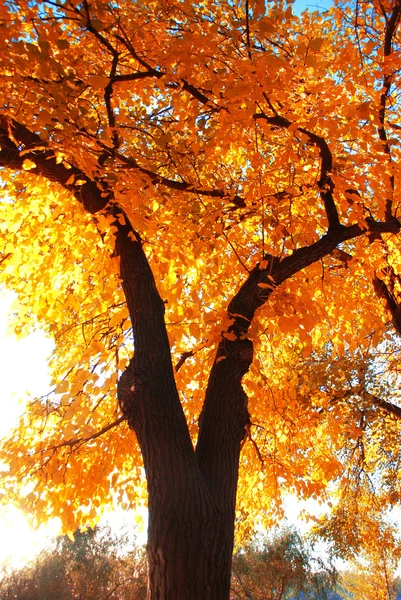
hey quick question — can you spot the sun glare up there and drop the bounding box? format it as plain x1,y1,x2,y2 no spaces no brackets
0,506,61,568
0,291,54,438
0,291,55,567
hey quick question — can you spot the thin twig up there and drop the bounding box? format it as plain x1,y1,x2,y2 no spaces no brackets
48,416,126,451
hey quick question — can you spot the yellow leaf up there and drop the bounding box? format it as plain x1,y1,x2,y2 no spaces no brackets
257,282,274,289
56,381,70,394
22,159,36,170
57,39,69,50
278,316,294,334
223,331,237,341
66,531,75,542
109,313,122,327
258,18,276,34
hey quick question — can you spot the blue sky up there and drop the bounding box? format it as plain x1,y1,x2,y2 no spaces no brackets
294,0,333,13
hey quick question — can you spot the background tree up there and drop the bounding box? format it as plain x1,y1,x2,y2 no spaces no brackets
230,527,338,600
1,0,401,597
338,542,401,600
0,526,147,600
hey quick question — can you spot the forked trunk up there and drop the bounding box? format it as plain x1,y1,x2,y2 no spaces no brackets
114,212,247,599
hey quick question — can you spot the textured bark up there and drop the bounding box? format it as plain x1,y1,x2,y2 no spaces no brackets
114,209,234,598
196,338,253,564
146,483,231,599
0,117,112,213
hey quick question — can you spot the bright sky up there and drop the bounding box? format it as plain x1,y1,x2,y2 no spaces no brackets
0,291,58,566
0,292,54,438
0,292,149,566
293,0,332,13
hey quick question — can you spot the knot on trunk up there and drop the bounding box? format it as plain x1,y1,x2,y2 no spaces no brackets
117,360,137,426
216,337,254,378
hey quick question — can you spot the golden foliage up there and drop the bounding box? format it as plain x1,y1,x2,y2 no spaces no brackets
0,0,400,549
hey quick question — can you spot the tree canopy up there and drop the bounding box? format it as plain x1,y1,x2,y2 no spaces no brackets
1,0,401,595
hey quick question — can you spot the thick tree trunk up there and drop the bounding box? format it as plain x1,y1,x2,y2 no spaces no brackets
114,210,240,599
146,477,232,599
0,119,248,599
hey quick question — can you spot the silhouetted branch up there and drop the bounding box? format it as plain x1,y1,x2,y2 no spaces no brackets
253,112,341,232
48,416,126,451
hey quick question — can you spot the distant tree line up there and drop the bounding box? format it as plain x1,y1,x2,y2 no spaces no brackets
0,525,147,600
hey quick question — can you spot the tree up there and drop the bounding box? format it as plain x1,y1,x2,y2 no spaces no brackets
231,527,337,600
338,539,401,600
0,526,148,600
285,341,401,555
1,0,401,597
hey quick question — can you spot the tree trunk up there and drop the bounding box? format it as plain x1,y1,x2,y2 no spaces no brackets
112,205,401,599
146,476,232,599
114,209,241,599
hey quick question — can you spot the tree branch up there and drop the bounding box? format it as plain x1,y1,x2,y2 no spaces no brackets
114,150,247,207
0,252,12,266
253,112,341,231
114,29,160,72
180,79,221,110
48,416,126,451
0,117,111,214
245,0,252,60
115,29,220,109
0,116,246,213
175,350,195,372
366,391,401,421
228,218,400,339
377,1,401,220
104,55,120,153
195,214,400,526
373,271,401,336
113,71,164,83
82,0,118,57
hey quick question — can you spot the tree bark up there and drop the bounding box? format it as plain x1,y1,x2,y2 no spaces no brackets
114,209,235,598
